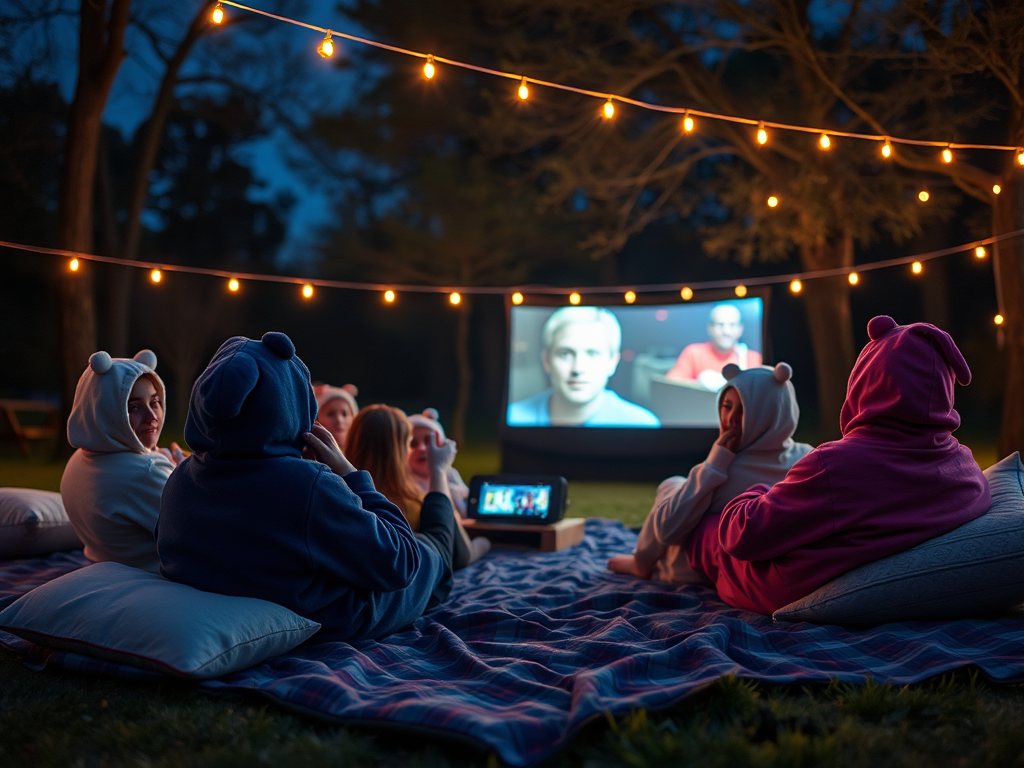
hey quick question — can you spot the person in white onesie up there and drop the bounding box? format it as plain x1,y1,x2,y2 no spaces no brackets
608,362,813,583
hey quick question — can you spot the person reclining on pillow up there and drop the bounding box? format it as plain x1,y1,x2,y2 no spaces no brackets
61,350,186,574
685,316,991,614
608,362,812,582
156,332,455,643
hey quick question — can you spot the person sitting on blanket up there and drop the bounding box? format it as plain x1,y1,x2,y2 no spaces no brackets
156,333,455,643
684,315,991,614
314,382,359,449
61,349,186,574
407,409,470,517
347,405,490,570
608,361,812,582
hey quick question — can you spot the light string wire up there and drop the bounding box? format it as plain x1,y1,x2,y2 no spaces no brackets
3,229,1022,296
220,0,1023,154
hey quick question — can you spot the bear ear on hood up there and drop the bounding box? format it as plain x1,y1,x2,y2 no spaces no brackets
867,315,898,340
89,351,113,374
722,363,742,381
910,324,972,386
133,349,157,370
195,353,260,420
261,332,295,359
773,362,793,382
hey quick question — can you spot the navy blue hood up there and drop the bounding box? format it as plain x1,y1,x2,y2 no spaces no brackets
184,332,317,459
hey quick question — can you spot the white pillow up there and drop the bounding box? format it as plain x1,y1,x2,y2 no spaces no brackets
0,561,320,678
773,452,1024,625
0,488,82,559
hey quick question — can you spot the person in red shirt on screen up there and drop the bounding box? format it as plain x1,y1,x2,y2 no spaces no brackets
666,304,762,390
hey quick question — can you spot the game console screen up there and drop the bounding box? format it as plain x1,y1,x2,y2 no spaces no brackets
478,483,551,518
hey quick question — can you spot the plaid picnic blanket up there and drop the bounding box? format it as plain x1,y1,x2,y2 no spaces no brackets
4,519,1024,766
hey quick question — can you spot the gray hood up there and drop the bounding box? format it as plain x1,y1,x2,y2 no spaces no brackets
718,362,800,453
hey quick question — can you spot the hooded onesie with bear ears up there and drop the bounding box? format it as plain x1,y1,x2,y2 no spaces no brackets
687,316,991,614
156,332,454,643
61,350,173,574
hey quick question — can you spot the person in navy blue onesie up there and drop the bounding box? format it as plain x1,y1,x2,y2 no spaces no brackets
156,332,455,643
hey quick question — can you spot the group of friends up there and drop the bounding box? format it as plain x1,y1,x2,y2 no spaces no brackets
57,314,991,642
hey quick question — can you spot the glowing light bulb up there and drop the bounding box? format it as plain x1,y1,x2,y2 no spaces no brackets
767,195,779,208
318,33,335,58
1017,149,1024,166
211,3,225,24
150,269,162,283
757,122,767,145
511,292,524,305
918,189,930,202
942,146,953,164
995,313,1005,325
881,140,892,158
69,258,80,272
424,56,435,79
384,289,396,303
449,292,461,305
911,261,923,275
518,78,529,100
994,184,1002,195
228,278,240,292
569,292,581,305
680,286,693,301
975,246,987,259
302,284,314,299
789,280,802,294
848,272,859,286
683,113,694,133
624,290,636,304
735,285,747,298
603,99,615,120
819,134,831,150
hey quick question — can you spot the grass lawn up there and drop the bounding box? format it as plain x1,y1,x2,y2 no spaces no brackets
2,445,1021,767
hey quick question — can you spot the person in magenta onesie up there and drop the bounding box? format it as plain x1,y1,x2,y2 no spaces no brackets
686,315,992,615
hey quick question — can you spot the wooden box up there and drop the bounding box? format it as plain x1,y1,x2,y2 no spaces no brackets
461,517,586,552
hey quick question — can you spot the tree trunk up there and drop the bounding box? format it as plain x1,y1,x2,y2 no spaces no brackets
993,161,1024,457
451,294,472,447
799,234,856,442
56,0,131,438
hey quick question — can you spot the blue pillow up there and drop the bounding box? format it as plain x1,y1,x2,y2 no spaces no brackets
0,562,319,678
773,452,1024,625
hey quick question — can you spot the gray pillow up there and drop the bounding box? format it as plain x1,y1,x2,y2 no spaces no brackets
773,452,1024,625
0,561,320,679
0,488,82,559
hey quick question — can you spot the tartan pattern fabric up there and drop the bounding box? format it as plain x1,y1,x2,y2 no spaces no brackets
3,520,1024,766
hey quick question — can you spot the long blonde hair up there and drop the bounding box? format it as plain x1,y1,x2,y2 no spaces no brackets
345,404,424,521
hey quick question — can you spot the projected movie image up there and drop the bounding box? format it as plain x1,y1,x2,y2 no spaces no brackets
506,299,764,428
479,483,551,518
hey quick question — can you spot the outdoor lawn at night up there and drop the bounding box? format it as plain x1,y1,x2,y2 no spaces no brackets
3,1,1024,767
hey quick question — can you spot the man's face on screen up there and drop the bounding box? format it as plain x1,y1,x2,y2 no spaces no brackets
543,322,620,405
708,305,744,352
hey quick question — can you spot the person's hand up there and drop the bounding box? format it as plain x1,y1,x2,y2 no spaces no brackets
303,422,357,476
716,427,741,453
156,442,188,466
697,369,728,391
426,432,457,476
607,555,649,578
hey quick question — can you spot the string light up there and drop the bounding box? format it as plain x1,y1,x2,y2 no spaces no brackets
603,99,615,120
423,55,435,79
302,283,314,299
819,134,831,150
911,261,923,274
211,3,225,24
757,122,767,145
682,112,695,133
318,31,335,58
881,139,892,158
918,189,930,202
624,290,636,304
995,313,1005,325
228,278,240,292
384,289,396,303
975,246,987,259
569,292,582,304
680,286,693,301
993,184,1002,195
518,77,529,100
735,285,747,297
1018,149,1024,166
789,279,802,294
511,291,524,305
449,291,461,305
767,195,779,208
150,269,162,283
848,271,859,285
942,146,953,164
68,258,79,272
